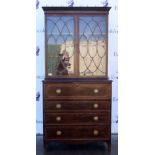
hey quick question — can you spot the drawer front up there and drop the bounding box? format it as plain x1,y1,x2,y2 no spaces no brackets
44,126,110,139
44,101,111,111
44,112,110,125
44,83,111,99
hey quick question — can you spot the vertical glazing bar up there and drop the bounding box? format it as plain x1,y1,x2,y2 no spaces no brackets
74,15,79,76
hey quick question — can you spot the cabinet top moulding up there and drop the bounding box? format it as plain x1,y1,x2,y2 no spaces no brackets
42,7,111,13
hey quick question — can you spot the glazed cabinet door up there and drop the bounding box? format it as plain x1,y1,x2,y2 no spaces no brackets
45,14,108,78
46,16,75,77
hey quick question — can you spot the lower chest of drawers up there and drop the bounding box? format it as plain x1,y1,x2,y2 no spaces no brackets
43,80,112,148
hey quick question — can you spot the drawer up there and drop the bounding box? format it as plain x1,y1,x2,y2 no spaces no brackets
44,100,111,111
44,83,111,99
44,125,110,140
44,112,110,125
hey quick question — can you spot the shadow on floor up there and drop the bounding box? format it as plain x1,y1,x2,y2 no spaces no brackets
36,135,118,155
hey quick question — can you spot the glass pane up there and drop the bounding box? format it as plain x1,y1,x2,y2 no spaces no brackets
79,16,107,76
47,16,74,76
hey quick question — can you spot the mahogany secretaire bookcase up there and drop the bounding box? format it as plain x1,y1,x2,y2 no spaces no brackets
42,7,112,150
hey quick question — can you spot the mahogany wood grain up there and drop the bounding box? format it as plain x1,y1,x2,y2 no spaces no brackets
44,125,110,139
44,83,111,99
44,112,110,125
44,100,111,111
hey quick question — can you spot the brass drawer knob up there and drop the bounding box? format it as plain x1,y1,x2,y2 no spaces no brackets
56,116,61,122
93,130,99,135
56,103,61,109
56,130,62,135
93,116,99,121
56,89,61,94
93,103,99,108
94,89,99,93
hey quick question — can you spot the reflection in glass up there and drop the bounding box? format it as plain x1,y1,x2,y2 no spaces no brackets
47,16,74,76
79,16,107,76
